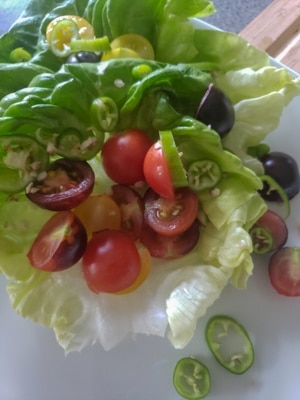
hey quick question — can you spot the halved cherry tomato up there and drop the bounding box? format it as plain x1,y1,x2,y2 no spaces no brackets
27,210,87,272
46,15,95,45
268,247,300,296
111,184,144,239
82,230,141,293
144,187,198,236
140,220,200,259
101,129,153,185
74,194,121,237
26,158,95,211
116,243,151,294
143,140,175,200
249,209,288,254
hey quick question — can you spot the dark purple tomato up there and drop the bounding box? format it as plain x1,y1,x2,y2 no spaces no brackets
111,184,144,239
27,210,87,271
196,83,235,137
249,209,288,254
268,247,300,296
259,151,300,201
140,219,200,259
26,158,95,211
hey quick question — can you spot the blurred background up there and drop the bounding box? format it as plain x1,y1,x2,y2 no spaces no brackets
0,0,274,34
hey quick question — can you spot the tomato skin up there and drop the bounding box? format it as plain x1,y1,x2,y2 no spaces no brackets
268,247,300,296
74,194,121,237
140,220,200,259
101,129,153,185
143,140,175,200
27,211,87,272
111,184,144,239
26,158,95,211
82,230,141,293
144,187,198,236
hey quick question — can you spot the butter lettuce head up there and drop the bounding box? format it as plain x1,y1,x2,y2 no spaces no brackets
0,0,300,354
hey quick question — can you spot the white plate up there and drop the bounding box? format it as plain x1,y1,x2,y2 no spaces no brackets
1,18,300,400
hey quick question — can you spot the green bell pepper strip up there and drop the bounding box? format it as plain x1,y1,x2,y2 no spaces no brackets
205,315,254,375
173,357,211,399
159,130,188,188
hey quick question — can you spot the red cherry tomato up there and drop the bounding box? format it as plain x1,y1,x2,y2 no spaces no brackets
101,129,153,185
144,187,198,236
27,210,87,271
268,247,300,296
140,220,200,259
250,209,288,254
143,140,175,200
26,158,95,211
111,184,144,239
82,230,141,293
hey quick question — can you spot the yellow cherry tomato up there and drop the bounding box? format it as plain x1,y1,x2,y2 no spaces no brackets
49,19,79,57
74,194,122,237
101,47,141,61
46,15,95,45
110,34,155,60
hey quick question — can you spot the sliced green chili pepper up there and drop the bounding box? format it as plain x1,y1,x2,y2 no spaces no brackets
70,36,111,53
173,357,211,399
91,96,119,132
205,315,254,375
9,47,32,63
159,130,188,187
187,159,221,191
0,135,49,193
249,225,273,254
259,174,290,219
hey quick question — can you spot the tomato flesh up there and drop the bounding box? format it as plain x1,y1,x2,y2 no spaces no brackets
268,247,300,296
26,158,95,211
144,187,198,236
82,230,141,293
111,184,144,239
27,210,87,272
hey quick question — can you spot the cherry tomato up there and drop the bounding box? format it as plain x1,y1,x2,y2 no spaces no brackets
268,247,300,296
116,243,151,294
27,210,87,272
249,209,288,254
143,140,175,200
144,187,198,236
101,48,140,61
74,194,121,237
46,15,95,45
111,184,144,239
110,34,155,60
140,220,200,259
101,129,153,185
82,230,141,293
26,158,95,211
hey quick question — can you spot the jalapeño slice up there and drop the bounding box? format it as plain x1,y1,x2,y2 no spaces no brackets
205,315,254,374
159,130,188,188
173,357,211,399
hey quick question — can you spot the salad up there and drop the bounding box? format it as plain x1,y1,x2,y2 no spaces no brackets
0,0,299,354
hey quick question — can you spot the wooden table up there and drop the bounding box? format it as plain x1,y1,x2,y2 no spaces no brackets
240,0,300,73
